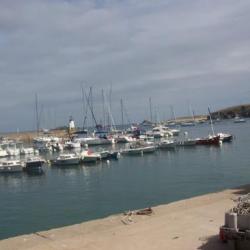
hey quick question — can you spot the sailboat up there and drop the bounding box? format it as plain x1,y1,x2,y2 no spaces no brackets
196,108,220,146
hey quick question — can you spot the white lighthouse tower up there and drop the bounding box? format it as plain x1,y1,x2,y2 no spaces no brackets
69,116,75,131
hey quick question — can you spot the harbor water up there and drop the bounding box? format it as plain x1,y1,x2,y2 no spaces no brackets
0,120,250,240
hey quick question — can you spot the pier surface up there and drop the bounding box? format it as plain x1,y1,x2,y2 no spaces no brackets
1,186,248,250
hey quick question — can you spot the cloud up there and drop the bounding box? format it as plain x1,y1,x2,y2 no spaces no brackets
0,0,250,131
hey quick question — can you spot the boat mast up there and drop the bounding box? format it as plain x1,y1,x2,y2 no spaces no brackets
83,89,90,129
149,97,153,123
120,98,124,128
86,87,98,128
81,85,85,130
208,107,215,136
35,93,39,136
107,84,113,130
90,86,94,128
101,89,106,129
192,110,196,123
170,105,177,123
103,92,116,131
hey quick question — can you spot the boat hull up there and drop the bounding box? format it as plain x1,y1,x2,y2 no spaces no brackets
196,136,220,145
25,160,45,174
100,151,120,160
176,140,197,146
218,133,233,142
81,156,100,163
54,158,80,166
0,160,24,173
159,141,176,149
142,146,156,153
0,165,23,173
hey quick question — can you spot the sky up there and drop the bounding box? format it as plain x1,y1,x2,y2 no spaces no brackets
0,0,250,132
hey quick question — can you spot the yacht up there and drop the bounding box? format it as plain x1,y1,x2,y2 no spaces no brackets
6,143,20,156
0,147,8,158
64,140,81,150
0,160,24,173
99,150,120,160
146,125,173,138
80,150,101,163
217,133,233,142
53,153,80,166
25,157,46,174
234,116,246,123
121,142,156,155
169,129,180,136
158,140,176,149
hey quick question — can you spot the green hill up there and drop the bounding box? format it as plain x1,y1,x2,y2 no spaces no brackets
211,104,250,119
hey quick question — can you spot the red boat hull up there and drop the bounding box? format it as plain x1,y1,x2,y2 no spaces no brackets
196,135,220,145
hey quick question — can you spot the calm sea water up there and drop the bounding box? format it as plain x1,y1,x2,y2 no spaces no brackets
1,120,250,240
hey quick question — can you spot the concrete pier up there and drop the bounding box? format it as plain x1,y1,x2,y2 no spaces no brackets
1,185,248,250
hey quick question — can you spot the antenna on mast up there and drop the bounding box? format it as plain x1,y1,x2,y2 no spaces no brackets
81,85,85,130
101,89,106,129
35,93,39,135
149,97,153,123
120,98,124,127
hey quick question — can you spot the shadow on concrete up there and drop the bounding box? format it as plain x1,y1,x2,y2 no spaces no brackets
198,235,233,250
198,185,250,250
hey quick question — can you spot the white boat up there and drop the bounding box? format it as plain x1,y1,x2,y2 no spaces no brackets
20,147,38,155
121,144,156,155
180,122,195,127
53,153,80,166
6,145,20,156
33,136,61,152
80,150,101,163
147,125,173,138
234,117,246,123
33,136,61,143
114,135,136,143
64,140,81,150
217,133,233,142
0,147,8,158
138,134,152,140
98,150,120,160
169,129,180,136
158,140,176,149
120,147,143,155
7,149,19,156
0,160,24,173
142,145,157,154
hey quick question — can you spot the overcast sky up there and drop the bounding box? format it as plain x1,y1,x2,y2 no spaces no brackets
1,0,250,132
